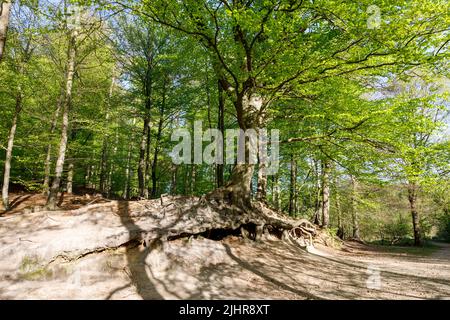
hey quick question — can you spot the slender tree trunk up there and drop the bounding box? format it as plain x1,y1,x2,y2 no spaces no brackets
313,159,322,225
321,160,331,228
171,164,178,195
106,129,118,198
144,126,151,198
66,162,74,194
216,80,225,188
46,29,77,209
150,79,166,198
99,71,116,194
43,89,64,195
334,176,344,239
138,100,151,199
2,92,22,210
190,165,197,195
272,173,280,211
288,154,297,216
84,165,91,189
123,118,135,199
99,117,109,194
0,1,12,62
408,182,422,246
138,118,149,198
183,166,189,195
350,175,361,240
123,138,133,199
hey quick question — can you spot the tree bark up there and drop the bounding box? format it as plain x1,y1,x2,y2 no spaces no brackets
43,89,64,195
99,119,109,194
150,78,166,198
122,118,135,199
106,129,119,198
123,137,133,199
313,159,322,225
138,73,152,199
99,71,116,194
256,162,267,201
321,160,331,228
288,154,297,216
272,173,280,211
144,126,151,198
2,92,22,210
46,29,77,209
170,164,177,195
0,1,12,62
138,118,149,198
207,85,261,208
408,182,422,246
66,162,74,194
334,176,344,239
225,163,254,207
216,80,225,188
350,175,361,240
190,165,197,196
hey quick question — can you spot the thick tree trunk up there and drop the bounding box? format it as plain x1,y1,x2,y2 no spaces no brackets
46,30,77,210
350,175,361,240
321,160,331,228
207,87,261,209
0,1,12,62
2,93,22,210
288,154,297,216
43,89,64,195
224,163,254,207
408,182,422,246
256,162,267,201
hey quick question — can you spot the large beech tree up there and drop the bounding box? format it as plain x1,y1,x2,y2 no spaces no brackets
118,0,450,207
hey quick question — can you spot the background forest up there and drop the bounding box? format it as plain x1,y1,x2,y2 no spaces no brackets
0,0,449,247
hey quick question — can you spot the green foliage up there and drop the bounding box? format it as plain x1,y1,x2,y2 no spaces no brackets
0,0,448,246
381,215,411,245
436,212,450,242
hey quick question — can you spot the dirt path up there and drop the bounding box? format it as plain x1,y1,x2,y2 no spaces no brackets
0,194,449,300
429,242,450,261
1,237,448,300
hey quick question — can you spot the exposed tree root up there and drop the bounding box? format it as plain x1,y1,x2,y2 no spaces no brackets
1,194,321,274
133,195,319,249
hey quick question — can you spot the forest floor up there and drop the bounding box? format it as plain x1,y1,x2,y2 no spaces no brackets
0,192,449,300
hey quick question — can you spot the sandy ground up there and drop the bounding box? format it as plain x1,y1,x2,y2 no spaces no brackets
0,193,449,300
